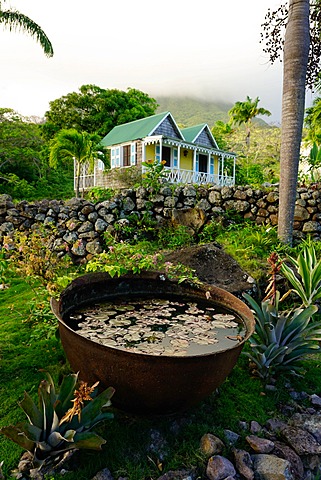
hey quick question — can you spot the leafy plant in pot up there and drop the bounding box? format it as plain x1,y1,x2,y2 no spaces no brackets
0,371,114,472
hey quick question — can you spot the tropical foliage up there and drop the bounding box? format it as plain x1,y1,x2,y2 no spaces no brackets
0,0,53,56
43,85,158,139
49,129,105,198
0,109,74,200
228,96,271,148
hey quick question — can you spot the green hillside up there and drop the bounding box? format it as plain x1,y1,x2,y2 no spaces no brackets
155,96,232,128
155,95,268,128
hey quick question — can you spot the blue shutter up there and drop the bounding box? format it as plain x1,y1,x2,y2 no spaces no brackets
210,157,214,175
195,154,199,172
173,148,178,168
115,147,120,167
111,148,116,168
155,145,161,162
130,143,136,165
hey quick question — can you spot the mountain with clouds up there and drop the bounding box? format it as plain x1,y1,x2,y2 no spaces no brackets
155,96,232,128
155,95,268,128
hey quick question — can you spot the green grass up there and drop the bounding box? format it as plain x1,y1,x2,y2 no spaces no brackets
213,223,293,283
1,230,321,479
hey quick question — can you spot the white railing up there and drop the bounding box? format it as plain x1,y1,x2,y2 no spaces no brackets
74,174,95,191
75,165,235,191
163,168,234,186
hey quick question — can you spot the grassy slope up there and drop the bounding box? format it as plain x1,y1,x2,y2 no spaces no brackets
0,276,66,478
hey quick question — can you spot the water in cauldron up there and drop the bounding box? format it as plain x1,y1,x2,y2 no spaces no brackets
66,297,245,357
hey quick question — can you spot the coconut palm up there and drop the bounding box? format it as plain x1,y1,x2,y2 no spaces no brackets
0,1,53,57
228,96,271,147
278,0,310,244
49,129,102,198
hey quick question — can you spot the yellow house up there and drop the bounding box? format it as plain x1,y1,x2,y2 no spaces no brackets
76,112,236,190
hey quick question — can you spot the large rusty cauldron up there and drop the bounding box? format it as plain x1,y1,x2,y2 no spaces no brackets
51,272,255,414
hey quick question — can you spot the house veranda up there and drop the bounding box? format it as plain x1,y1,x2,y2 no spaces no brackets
75,112,236,191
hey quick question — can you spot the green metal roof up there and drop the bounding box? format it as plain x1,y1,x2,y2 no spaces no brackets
181,124,207,143
101,111,170,147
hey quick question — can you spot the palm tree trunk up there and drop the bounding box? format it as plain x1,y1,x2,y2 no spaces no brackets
278,0,310,244
76,161,81,198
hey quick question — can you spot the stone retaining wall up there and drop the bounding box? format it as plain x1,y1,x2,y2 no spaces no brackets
0,184,320,259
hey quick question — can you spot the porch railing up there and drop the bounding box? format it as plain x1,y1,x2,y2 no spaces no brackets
163,168,234,186
75,165,235,191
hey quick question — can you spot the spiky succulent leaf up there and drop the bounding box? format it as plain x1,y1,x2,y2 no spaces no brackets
22,423,42,443
18,391,43,429
38,380,55,440
273,315,288,343
282,243,321,307
0,424,35,451
47,430,75,447
73,431,107,450
55,372,78,419
80,386,115,428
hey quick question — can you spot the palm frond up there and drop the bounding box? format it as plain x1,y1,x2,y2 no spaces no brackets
0,9,53,57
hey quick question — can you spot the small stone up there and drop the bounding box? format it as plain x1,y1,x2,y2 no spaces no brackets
206,455,236,480
232,448,254,480
273,441,304,480
265,419,288,434
91,468,114,480
86,240,103,255
156,469,197,480
252,454,292,480
250,421,262,434
281,426,321,455
224,429,240,445
246,435,274,453
310,394,321,408
200,433,225,457
289,413,321,443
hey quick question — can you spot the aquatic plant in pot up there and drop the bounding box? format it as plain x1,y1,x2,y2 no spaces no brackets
51,271,255,414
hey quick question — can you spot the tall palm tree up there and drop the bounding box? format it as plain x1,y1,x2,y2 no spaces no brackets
278,0,310,244
228,96,271,147
49,129,101,198
0,1,53,57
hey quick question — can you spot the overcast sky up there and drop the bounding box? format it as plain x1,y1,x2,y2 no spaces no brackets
0,0,314,123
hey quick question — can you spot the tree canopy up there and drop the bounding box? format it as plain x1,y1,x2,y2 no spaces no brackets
43,85,158,140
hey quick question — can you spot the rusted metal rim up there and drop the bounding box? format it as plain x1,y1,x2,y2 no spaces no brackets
51,271,255,358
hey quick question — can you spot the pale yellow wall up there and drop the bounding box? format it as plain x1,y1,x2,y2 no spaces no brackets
143,145,221,174
180,150,193,170
145,144,156,162
214,155,219,174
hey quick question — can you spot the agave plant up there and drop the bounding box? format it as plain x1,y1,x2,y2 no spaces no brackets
243,292,321,381
281,241,321,308
0,372,114,469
